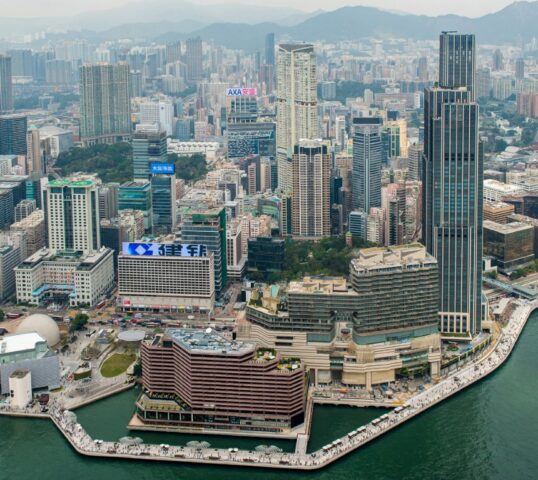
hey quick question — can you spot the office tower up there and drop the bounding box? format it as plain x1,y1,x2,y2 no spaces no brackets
514,58,525,81
79,62,131,145
383,182,406,246
186,37,203,83
118,181,152,231
139,100,174,136
0,243,22,302
228,96,258,124
350,244,439,335
98,183,119,220
0,55,13,113
151,174,177,234
45,177,101,254
14,199,36,222
348,210,368,239
0,114,27,155
384,118,408,161
276,43,317,192
492,48,503,71
132,126,168,180
180,207,227,294
26,127,42,176
0,189,14,228
352,118,383,213
408,143,423,181
227,122,276,159
439,32,476,95
423,32,482,336
418,56,428,81
291,140,331,238
265,33,275,66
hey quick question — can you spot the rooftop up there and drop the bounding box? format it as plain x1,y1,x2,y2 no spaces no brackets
483,220,534,234
351,244,437,273
0,332,47,356
288,276,353,295
165,328,255,356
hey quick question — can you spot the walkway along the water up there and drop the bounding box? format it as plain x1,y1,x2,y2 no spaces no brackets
4,299,536,470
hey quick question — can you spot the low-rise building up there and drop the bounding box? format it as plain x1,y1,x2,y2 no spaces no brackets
0,332,60,395
483,201,515,224
483,220,535,273
15,247,114,307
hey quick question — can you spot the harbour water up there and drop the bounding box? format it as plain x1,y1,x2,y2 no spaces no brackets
1,313,537,479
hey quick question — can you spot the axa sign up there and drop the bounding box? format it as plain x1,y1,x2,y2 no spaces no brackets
226,87,257,97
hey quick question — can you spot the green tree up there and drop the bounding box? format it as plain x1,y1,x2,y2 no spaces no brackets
56,143,133,183
169,152,208,182
70,313,89,333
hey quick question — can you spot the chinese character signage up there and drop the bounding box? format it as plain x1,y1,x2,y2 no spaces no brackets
122,242,207,257
226,87,257,97
150,163,176,175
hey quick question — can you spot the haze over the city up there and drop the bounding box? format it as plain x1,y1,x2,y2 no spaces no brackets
0,0,523,18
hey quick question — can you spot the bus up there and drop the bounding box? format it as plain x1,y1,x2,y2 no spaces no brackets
6,312,22,319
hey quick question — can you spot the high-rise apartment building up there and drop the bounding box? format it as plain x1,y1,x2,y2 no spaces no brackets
0,55,13,113
423,32,483,336
291,140,331,238
79,63,131,145
352,118,383,213
276,44,317,192
185,37,203,83
408,142,423,181
44,177,101,254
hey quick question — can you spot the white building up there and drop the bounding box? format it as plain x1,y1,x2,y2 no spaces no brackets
118,242,215,311
483,179,525,202
38,126,74,159
15,247,114,307
167,140,219,162
45,177,101,254
9,369,32,409
139,100,174,136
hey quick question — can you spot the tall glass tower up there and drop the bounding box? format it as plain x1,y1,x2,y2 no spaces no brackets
423,32,483,336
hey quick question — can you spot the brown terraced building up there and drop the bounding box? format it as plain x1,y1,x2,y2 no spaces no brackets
137,328,305,434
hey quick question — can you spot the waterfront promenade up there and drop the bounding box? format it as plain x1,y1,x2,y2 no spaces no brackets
2,299,535,470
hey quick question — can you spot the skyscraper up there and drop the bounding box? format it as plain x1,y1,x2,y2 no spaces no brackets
515,57,525,81
439,32,476,94
186,37,203,83
276,43,317,192
291,140,331,238
423,32,483,336
408,142,423,182
352,118,383,213
265,33,275,66
0,55,13,113
132,126,168,180
151,174,177,235
45,177,101,254
180,207,227,295
0,114,27,155
79,62,131,145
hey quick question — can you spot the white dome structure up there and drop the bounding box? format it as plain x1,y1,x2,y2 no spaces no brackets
16,314,61,347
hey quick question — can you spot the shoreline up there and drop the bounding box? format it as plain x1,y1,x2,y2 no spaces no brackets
1,300,534,471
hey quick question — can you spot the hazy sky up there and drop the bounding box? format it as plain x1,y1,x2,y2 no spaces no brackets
0,0,519,18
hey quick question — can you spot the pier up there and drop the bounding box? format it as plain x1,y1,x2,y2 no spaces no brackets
2,299,535,470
